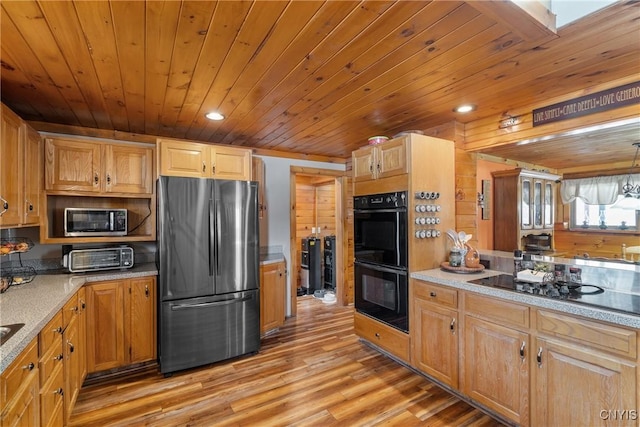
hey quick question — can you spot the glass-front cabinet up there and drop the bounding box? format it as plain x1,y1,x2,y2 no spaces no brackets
493,169,560,252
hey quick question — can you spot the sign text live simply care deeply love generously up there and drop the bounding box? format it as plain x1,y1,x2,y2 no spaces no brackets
532,81,640,126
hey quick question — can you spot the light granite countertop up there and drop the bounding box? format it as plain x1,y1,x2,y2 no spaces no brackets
260,253,285,265
0,263,158,374
411,268,640,329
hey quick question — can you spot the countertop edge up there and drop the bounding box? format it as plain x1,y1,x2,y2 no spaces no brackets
0,264,158,374
411,269,640,329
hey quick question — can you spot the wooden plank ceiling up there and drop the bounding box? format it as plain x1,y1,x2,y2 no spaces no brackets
1,0,639,166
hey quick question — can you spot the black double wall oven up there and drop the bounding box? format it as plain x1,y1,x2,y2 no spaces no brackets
354,191,409,333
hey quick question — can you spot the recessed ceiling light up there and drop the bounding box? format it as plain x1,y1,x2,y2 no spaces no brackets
205,111,225,121
454,104,476,113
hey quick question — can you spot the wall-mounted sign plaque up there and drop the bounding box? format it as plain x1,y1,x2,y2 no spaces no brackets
533,81,640,127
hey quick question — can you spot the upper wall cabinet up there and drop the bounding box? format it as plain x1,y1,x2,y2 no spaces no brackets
0,104,42,229
158,139,252,181
42,137,156,244
352,137,408,182
45,137,153,195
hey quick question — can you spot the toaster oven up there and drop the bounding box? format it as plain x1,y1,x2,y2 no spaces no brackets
62,247,134,273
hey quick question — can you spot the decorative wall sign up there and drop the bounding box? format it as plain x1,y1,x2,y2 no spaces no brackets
533,81,640,127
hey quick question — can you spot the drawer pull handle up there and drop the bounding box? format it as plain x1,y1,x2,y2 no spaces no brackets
54,354,64,361
369,163,373,173
450,318,456,333
429,292,436,297
106,174,111,185
26,200,34,212
212,164,216,175
202,161,206,173
94,173,99,184
81,299,86,310
519,341,526,361
53,388,64,396
68,341,75,353
145,284,149,297
53,326,62,334
22,362,35,371
537,347,543,367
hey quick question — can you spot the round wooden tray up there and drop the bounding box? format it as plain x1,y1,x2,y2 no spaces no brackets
440,262,485,274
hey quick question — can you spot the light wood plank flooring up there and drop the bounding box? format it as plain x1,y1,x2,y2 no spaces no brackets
70,296,505,426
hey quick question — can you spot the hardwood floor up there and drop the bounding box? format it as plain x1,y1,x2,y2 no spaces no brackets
70,296,505,426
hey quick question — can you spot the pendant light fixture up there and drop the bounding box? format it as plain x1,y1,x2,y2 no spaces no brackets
611,142,640,210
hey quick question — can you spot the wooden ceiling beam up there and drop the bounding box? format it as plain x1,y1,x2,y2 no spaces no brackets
468,0,557,42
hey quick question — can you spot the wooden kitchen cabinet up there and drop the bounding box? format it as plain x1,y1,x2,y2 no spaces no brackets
62,291,84,424
0,104,42,228
85,277,157,374
45,137,153,195
491,168,559,252
462,294,530,426
38,312,64,427
354,312,410,363
158,138,252,181
260,261,286,335
532,309,638,427
411,280,459,388
0,338,39,427
352,137,407,182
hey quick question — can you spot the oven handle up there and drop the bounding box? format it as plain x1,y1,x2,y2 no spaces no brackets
354,260,407,275
354,208,406,214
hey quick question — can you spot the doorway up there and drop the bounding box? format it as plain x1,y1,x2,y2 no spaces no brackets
289,166,352,317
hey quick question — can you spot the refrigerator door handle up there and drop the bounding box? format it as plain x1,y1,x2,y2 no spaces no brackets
170,296,254,311
208,199,214,277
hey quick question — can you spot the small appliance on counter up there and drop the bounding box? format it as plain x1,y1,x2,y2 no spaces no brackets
62,246,134,273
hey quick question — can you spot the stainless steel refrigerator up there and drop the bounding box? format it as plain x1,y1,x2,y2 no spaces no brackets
157,176,260,374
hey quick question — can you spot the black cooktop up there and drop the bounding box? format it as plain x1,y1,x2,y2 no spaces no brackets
468,274,640,316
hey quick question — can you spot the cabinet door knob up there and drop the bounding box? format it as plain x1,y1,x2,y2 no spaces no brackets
54,354,63,361
53,326,63,334
519,341,526,361
22,362,35,371
450,318,456,333
429,292,437,297
26,199,34,212
53,387,64,396
536,347,543,367
81,300,86,310
202,161,206,173
369,163,373,173
374,332,380,339
67,341,75,353
0,196,8,215
211,164,216,175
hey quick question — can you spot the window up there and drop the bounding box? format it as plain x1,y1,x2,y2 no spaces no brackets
571,195,638,230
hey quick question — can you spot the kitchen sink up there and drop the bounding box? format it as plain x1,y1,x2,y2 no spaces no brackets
0,323,24,346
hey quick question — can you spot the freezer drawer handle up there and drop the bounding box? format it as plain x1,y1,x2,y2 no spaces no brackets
171,296,253,310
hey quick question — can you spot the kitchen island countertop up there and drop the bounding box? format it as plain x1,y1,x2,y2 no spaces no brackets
411,268,640,329
0,263,158,374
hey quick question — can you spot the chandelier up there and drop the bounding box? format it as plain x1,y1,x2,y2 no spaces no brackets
612,142,640,210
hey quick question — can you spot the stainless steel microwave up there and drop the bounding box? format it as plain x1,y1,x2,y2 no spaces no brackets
63,246,134,273
64,208,127,237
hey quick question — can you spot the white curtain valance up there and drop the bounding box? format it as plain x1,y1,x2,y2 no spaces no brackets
561,174,640,205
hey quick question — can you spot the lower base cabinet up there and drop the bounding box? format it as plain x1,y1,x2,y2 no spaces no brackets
260,261,286,335
462,315,530,425
533,337,637,427
86,277,157,374
0,339,40,427
354,312,410,363
406,279,639,427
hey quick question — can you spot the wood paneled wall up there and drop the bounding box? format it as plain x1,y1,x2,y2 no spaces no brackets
293,176,337,288
424,121,478,248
